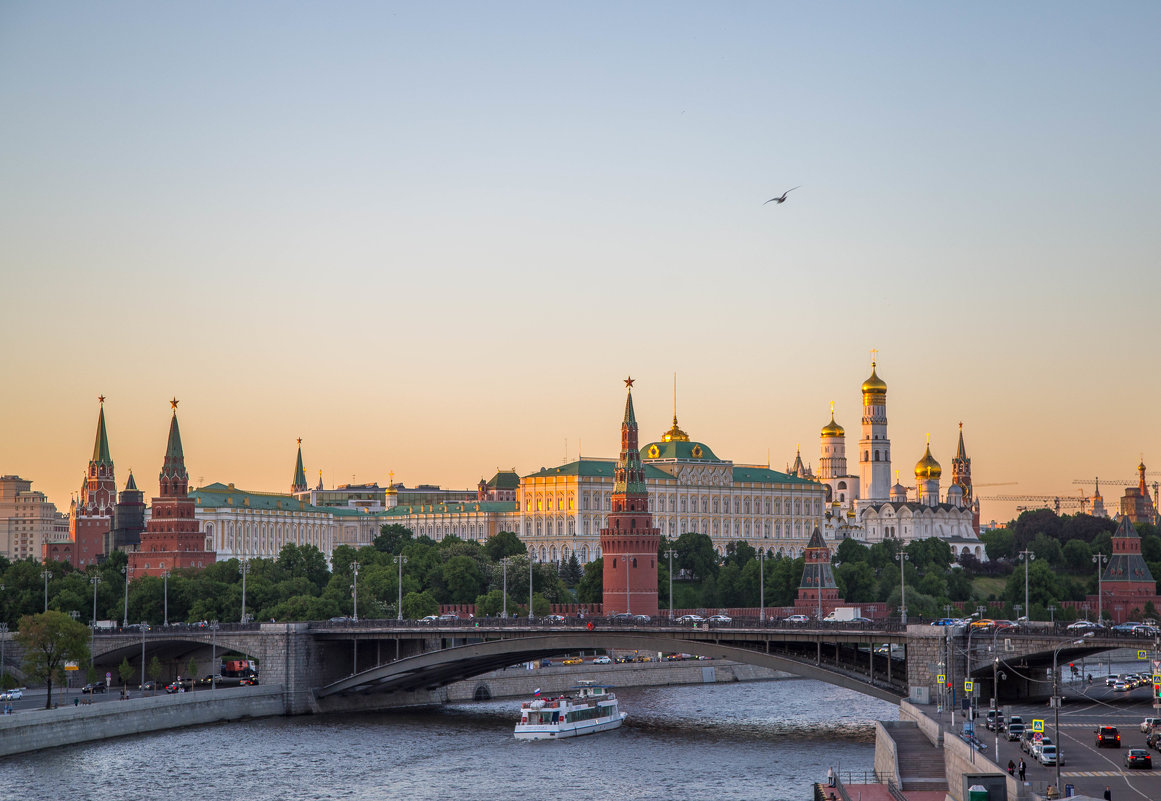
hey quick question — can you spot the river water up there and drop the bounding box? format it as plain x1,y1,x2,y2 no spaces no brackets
5,679,897,801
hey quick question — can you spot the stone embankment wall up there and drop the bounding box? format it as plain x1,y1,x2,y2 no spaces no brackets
0,685,284,758
443,660,789,703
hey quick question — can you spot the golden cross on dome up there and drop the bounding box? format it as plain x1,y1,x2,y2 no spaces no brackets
98,394,105,405
925,432,930,446
624,376,635,389
870,347,877,364
170,397,180,412
830,400,835,416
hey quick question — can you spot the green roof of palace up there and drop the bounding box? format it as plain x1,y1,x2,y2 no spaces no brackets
731,466,817,486
192,482,327,513
523,460,675,481
383,500,518,516
640,440,721,462
486,470,521,489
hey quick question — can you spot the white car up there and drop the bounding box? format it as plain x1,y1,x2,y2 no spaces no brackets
707,614,732,624
592,656,612,664
784,614,810,624
675,614,705,624
0,688,23,701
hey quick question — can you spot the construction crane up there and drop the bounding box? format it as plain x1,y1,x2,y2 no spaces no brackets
978,493,1089,515
1073,477,1160,509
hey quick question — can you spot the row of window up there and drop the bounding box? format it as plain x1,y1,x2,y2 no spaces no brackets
526,492,822,516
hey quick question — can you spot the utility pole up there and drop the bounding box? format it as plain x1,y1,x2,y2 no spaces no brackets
895,551,909,624
1017,549,1035,620
501,557,511,618
351,561,360,622
239,559,250,623
1092,553,1108,623
665,549,676,621
394,555,407,620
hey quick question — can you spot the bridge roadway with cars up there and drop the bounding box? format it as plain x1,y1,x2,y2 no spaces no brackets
63,617,1158,716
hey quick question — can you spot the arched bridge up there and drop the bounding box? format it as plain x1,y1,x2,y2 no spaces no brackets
87,619,1152,716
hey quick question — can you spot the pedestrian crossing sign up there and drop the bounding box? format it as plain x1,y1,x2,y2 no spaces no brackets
937,674,945,683
964,680,974,692
1138,650,1148,660
1032,719,1044,732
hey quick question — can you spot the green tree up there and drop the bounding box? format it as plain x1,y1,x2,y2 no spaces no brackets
1062,539,1092,572
484,530,526,562
373,523,414,555
724,540,756,569
441,555,484,604
401,591,439,619
147,655,163,689
981,529,1015,561
1030,532,1063,565
835,562,877,603
577,558,603,604
185,656,198,683
15,610,90,709
118,657,135,694
559,553,583,586
835,537,869,565
276,543,330,592
673,532,718,580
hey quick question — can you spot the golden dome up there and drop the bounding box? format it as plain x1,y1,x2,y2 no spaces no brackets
861,361,887,394
661,415,690,443
821,412,844,438
914,443,942,480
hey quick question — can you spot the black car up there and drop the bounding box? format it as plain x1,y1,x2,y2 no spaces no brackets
1096,726,1121,748
1124,748,1152,769
1146,731,1161,752
81,681,106,694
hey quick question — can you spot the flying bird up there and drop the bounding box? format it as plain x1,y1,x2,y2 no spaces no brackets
764,186,801,205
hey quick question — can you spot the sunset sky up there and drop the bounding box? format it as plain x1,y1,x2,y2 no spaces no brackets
2,3,1159,525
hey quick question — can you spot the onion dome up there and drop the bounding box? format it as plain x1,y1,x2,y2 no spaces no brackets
861,361,887,395
661,415,690,443
914,442,942,480
821,404,844,438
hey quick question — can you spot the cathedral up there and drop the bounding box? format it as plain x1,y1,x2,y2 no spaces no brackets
816,357,985,561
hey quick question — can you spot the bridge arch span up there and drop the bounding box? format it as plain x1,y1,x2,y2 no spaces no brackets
317,633,905,705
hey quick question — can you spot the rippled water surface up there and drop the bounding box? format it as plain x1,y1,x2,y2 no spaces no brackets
6,679,896,801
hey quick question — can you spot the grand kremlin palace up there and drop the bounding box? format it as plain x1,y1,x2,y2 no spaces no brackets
190,414,826,564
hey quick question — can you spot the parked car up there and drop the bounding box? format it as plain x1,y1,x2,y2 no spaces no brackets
1124,748,1153,769
1145,717,1161,734
784,614,810,624
632,614,651,623
611,612,637,622
707,614,732,624
81,681,106,694
1006,723,1025,742
930,618,960,627
561,656,583,666
0,688,23,701
1146,731,1161,752
165,681,183,694
675,614,705,624
437,613,461,621
592,655,612,664
544,614,566,623
985,710,1004,732
419,615,440,623
1096,726,1121,748
140,680,159,691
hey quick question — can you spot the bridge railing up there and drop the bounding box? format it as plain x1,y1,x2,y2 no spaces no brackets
94,621,262,636
306,615,910,633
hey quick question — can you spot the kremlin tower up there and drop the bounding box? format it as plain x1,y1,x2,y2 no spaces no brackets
129,400,215,577
795,527,840,617
600,378,660,617
46,397,117,566
859,355,891,503
292,438,308,494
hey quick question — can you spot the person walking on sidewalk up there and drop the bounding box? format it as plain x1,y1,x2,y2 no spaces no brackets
1104,787,1112,801
1018,758,1026,781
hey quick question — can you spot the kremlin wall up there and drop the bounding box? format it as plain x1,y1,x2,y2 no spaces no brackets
6,359,1160,620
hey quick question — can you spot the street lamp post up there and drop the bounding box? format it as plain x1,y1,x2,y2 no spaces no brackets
1092,553,1108,623
501,557,511,618
895,551,910,624
1047,604,1056,624
140,621,147,692
161,571,170,627
394,555,407,620
1017,549,1035,621
351,561,360,622
1053,637,1091,795
1014,604,1023,622
0,622,8,688
90,575,101,668
665,549,676,621
41,570,52,612
210,620,219,691
239,559,250,623
121,565,130,627
758,549,766,624
528,555,534,619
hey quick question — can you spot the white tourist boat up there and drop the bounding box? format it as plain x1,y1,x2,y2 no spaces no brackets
514,681,627,740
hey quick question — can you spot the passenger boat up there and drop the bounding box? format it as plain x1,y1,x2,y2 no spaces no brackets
514,681,627,740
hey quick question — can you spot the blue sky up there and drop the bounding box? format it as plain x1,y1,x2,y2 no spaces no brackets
2,2,1159,521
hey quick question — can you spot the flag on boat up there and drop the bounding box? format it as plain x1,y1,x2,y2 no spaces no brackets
533,688,541,697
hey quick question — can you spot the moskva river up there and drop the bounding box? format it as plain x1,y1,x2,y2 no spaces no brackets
6,679,897,801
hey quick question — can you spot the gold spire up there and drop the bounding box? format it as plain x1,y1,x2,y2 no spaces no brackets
661,371,689,442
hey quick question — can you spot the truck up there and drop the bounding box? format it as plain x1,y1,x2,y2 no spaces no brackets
93,620,117,631
823,607,862,623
